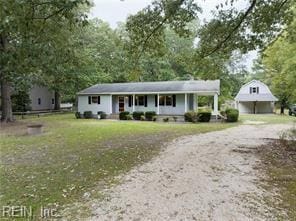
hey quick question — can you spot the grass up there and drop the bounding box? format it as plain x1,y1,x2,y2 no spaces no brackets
239,114,295,124
0,113,237,220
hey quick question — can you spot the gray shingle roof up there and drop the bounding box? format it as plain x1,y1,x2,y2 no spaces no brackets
235,94,278,102
78,80,220,95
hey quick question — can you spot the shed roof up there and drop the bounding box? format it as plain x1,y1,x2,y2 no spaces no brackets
235,93,278,102
78,80,220,95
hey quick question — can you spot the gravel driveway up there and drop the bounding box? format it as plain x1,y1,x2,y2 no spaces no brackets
88,124,291,221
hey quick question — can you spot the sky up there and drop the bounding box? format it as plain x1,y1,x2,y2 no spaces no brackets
89,0,257,71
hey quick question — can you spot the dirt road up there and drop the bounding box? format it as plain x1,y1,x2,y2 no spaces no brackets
89,124,291,221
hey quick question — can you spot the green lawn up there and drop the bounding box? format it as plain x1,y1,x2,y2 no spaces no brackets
0,113,236,219
239,114,295,124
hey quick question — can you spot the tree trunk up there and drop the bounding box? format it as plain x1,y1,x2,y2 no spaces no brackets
0,34,13,122
54,91,60,110
1,78,13,122
280,104,285,114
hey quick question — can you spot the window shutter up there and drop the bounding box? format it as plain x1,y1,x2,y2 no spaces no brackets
128,96,132,107
249,87,252,94
257,87,259,94
144,95,148,107
88,96,91,104
98,96,100,104
172,95,176,107
155,95,158,107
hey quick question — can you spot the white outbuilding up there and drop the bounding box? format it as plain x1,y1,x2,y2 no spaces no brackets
234,80,278,114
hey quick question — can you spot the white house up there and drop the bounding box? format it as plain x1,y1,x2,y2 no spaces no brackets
234,80,278,114
77,80,220,116
29,86,55,111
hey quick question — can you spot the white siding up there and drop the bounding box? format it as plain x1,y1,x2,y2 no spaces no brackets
238,81,272,94
29,86,55,110
111,94,187,115
236,80,275,114
78,95,112,114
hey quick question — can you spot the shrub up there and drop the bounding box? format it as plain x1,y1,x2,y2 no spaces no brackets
145,111,156,121
75,112,81,119
197,110,211,122
152,116,157,121
184,111,197,122
83,111,93,119
279,128,296,151
225,108,239,122
97,111,107,119
133,111,144,120
140,115,146,121
173,116,178,122
126,114,133,120
119,111,130,120
163,117,169,122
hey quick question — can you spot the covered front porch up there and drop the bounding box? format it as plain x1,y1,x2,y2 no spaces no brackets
110,93,219,115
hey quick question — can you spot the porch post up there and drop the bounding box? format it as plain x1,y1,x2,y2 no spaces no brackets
214,93,218,114
110,95,112,114
193,94,197,111
184,93,188,113
157,93,160,115
132,94,135,112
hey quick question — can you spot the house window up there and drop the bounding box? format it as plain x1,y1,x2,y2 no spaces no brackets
52,98,55,104
88,96,100,104
38,98,41,105
159,95,176,106
135,95,145,106
159,96,165,106
250,87,259,94
165,95,172,106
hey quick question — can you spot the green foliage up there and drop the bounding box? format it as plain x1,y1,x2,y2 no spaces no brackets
145,111,157,121
184,111,197,122
163,117,169,122
197,110,211,122
11,91,31,112
119,111,130,120
225,108,239,122
75,112,81,119
152,116,158,121
262,9,296,112
133,111,145,120
126,0,200,58
83,111,93,119
126,114,133,120
97,111,107,119
140,115,146,121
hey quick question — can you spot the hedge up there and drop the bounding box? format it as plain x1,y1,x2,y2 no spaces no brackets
184,111,197,122
197,110,211,122
83,111,92,119
225,108,239,122
133,111,144,120
145,111,156,121
75,112,81,119
119,111,130,120
97,111,107,119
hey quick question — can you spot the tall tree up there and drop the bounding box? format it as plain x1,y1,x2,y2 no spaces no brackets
0,0,90,121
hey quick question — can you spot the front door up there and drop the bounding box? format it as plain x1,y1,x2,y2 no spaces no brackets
118,96,125,112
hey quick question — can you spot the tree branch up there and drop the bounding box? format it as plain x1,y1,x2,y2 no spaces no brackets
138,0,185,57
201,0,257,58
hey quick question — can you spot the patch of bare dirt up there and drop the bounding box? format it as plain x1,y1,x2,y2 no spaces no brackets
82,124,293,221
